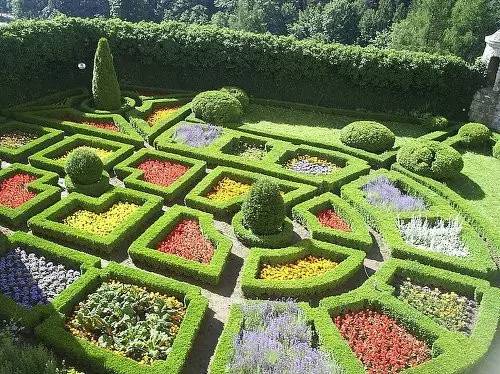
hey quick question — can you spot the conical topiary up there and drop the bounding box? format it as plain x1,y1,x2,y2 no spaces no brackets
241,178,285,235
92,37,121,111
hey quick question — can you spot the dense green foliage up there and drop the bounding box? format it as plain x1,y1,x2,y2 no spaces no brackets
220,86,249,110
241,178,285,235
420,114,449,130
339,121,395,153
397,140,463,180
65,148,104,185
191,90,243,124
92,38,121,110
458,122,491,147
494,141,500,159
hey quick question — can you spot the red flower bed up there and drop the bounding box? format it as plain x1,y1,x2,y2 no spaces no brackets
0,173,37,208
81,120,119,132
334,309,431,374
137,159,189,187
157,219,215,263
317,209,351,231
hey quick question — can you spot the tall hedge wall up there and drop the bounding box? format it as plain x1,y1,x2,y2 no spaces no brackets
0,17,484,118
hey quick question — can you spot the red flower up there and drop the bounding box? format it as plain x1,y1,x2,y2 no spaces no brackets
137,159,189,187
317,209,351,232
157,219,215,263
0,173,37,208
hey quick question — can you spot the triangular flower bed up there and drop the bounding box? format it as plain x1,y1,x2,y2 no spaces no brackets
292,192,373,251
129,205,232,285
29,134,135,176
241,239,365,298
28,188,163,257
35,263,208,374
114,148,206,203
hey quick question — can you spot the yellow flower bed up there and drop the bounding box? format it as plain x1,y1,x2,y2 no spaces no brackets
259,255,338,281
147,106,181,127
56,146,113,163
63,202,139,236
206,177,252,201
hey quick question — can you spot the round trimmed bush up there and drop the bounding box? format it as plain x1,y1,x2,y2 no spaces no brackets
241,179,285,235
458,123,491,147
493,142,500,159
65,148,104,185
339,121,395,153
397,140,463,180
220,86,250,110
192,90,243,124
420,114,449,130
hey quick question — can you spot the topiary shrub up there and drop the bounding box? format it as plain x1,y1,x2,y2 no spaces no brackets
420,114,449,130
191,90,243,124
241,179,285,235
493,142,500,160
92,38,122,111
458,122,491,147
339,121,395,154
220,86,250,110
397,140,464,180
65,148,104,185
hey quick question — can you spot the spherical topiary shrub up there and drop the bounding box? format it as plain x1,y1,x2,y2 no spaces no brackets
339,121,395,154
397,140,463,180
241,179,285,235
458,123,491,147
220,86,250,110
420,114,449,130
493,142,500,160
192,90,243,124
65,148,104,185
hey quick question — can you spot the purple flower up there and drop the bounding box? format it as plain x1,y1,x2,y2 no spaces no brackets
172,123,222,147
362,176,426,211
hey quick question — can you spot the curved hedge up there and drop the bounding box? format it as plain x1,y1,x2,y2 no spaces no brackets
0,17,482,119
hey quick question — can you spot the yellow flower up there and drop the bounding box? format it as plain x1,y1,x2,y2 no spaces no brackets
259,256,338,280
206,177,252,201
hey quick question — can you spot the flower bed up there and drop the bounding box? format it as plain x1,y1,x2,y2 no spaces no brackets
363,175,426,211
0,130,38,148
137,159,189,187
0,173,37,208
206,177,252,201
284,154,339,175
173,123,222,147
334,309,431,373
66,280,186,364
147,106,182,126
80,119,119,132
56,145,113,163
317,208,351,231
222,138,270,160
259,255,337,280
396,277,477,334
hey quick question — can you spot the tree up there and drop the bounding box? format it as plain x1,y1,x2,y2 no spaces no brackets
321,0,362,44
92,38,121,111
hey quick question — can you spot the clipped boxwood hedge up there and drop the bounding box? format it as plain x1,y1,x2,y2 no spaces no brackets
28,188,163,257
35,262,208,374
0,231,101,328
129,205,232,285
241,239,365,298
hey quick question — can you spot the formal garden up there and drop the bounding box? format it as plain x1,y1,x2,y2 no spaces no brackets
0,16,500,374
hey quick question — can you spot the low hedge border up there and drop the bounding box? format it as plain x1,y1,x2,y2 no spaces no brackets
156,121,370,192
0,121,64,163
113,148,206,203
341,170,497,279
122,84,195,101
29,134,135,176
184,166,317,219
0,163,61,228
292,192,373,251
240,239,365,298
35,262,208,374
28,188,164,257
232,211,296,249
317,284,500,374
64,171,112,197
0,231,101,328
3,88,86,113
129,205,232,285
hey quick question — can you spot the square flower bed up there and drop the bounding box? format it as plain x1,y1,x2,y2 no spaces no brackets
0,231,100,327
292,192,373,251
114,149,206,202
241,239,365,298
35,263,208,374
29,134,135,176
0,121,64,163
28,188,163,257
129,205,232,285
172,122,223,148
0,163,60,228
185,166,317,219
220,136,272,161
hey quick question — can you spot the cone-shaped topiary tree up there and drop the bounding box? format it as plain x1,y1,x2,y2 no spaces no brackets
241,178,285,235
92,37,121,111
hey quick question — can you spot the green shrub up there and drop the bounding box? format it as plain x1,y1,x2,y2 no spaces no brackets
493,141,500,159
192,90,243,124
397,140,463,180
92,38,122,111
339,121,395,153
458,122,491,147
420,114,449,130
65,147,104,185
241,179,285,235
220,86,250,110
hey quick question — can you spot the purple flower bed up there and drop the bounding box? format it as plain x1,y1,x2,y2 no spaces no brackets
284,155,339,175
230,300,342,373
0,248,80,309
362,176,426,211
172,123,222,147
